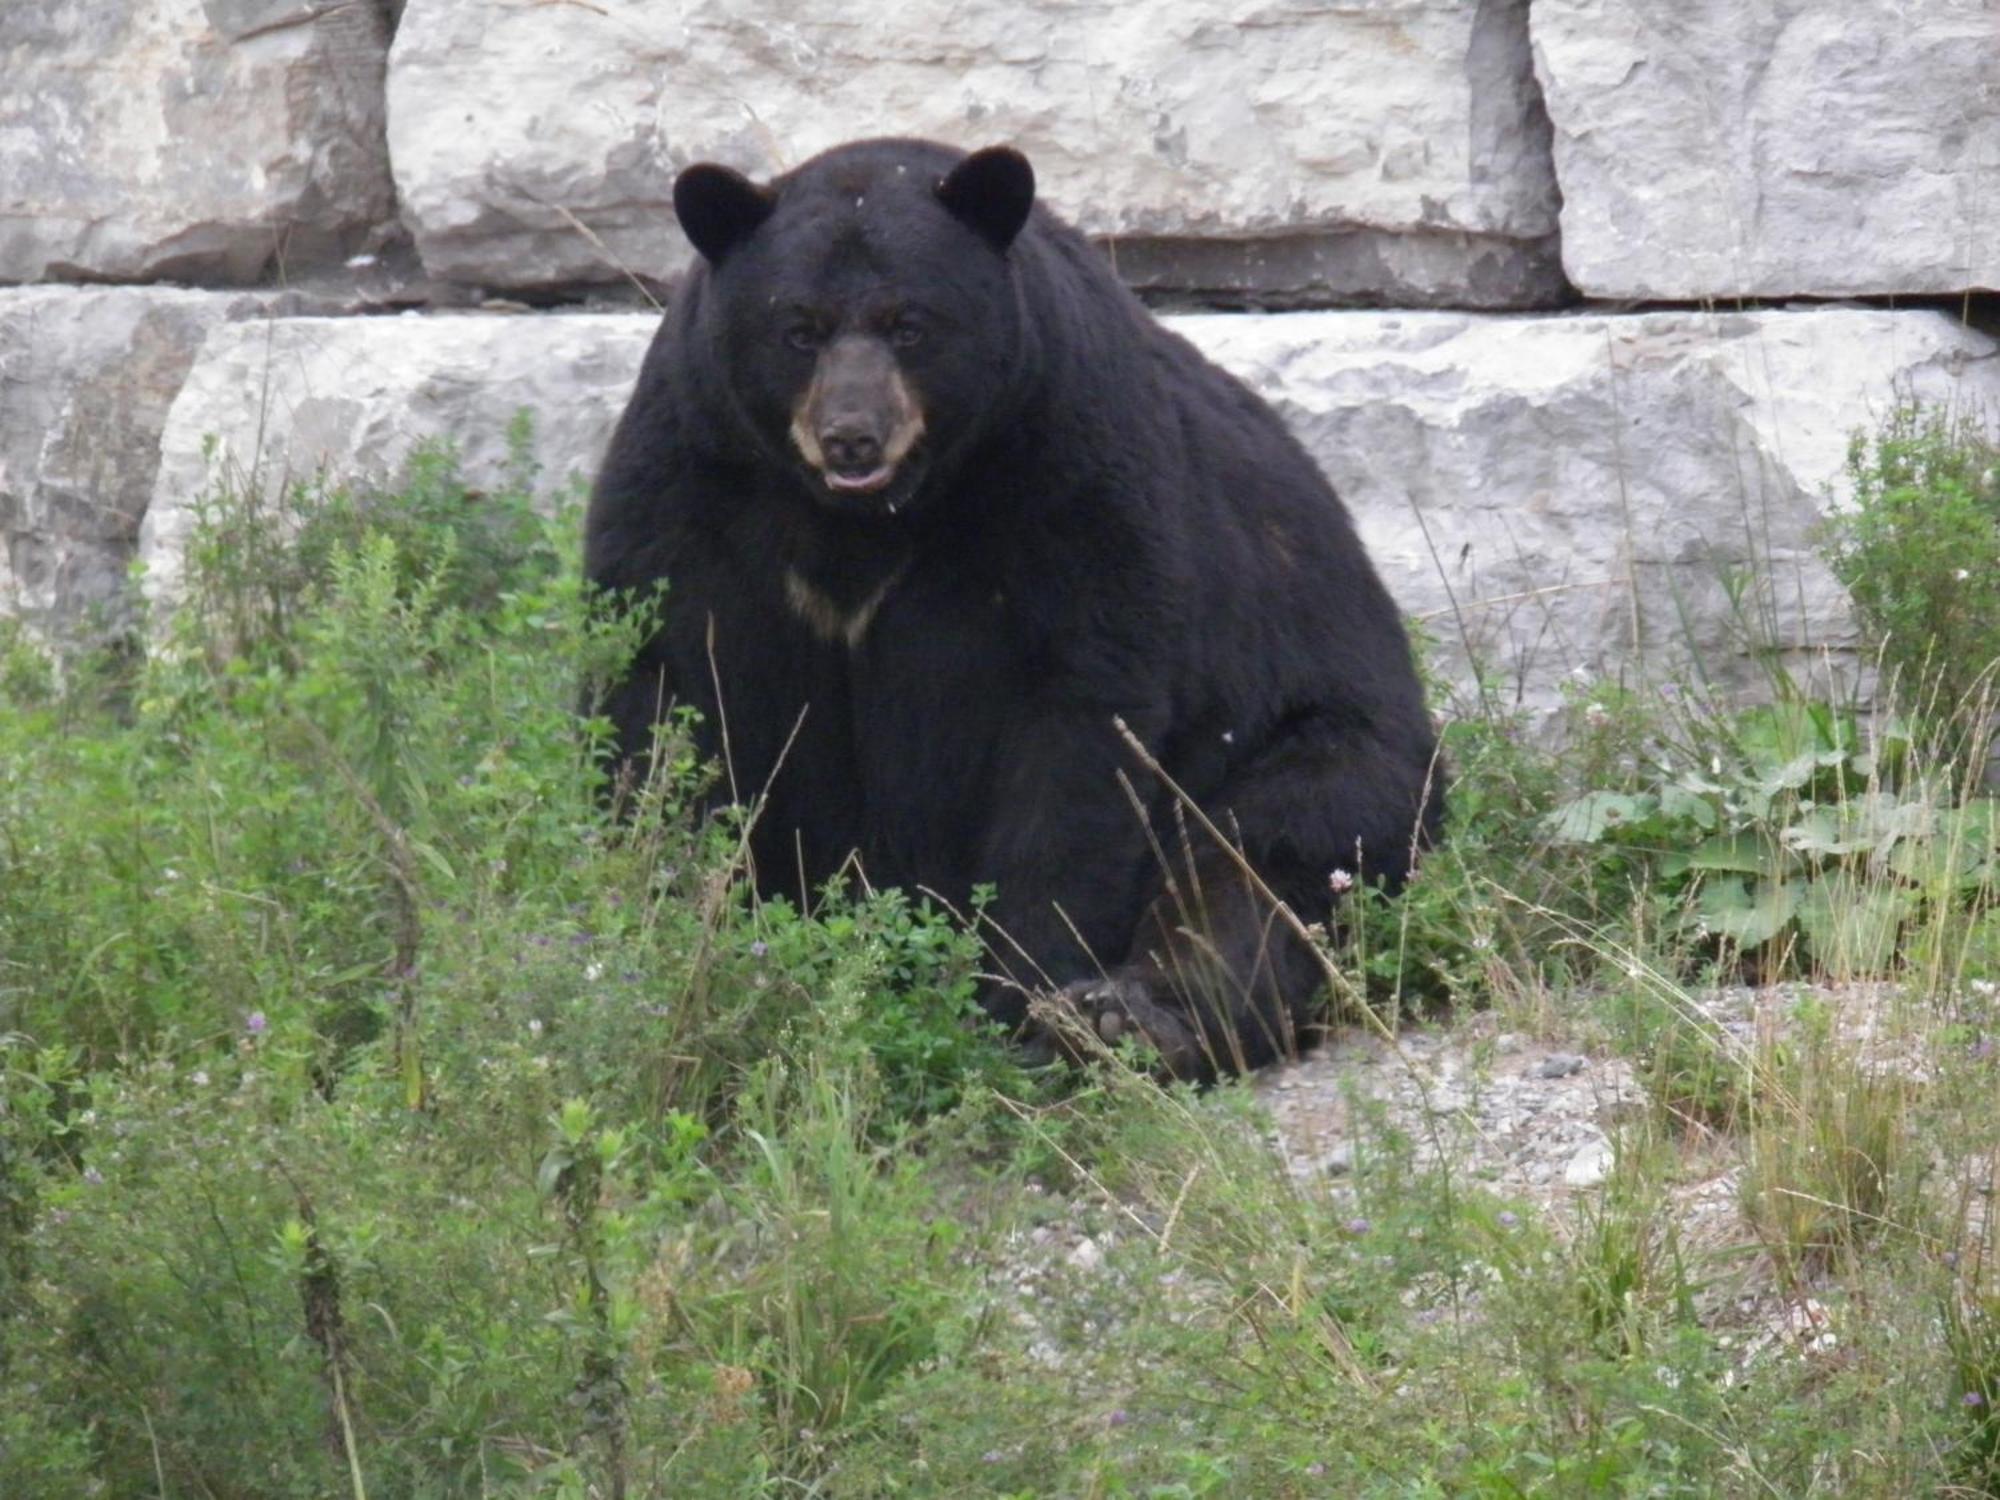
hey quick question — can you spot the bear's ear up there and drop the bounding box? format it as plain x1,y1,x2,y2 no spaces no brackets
674,163,774,263
936,146,1036,252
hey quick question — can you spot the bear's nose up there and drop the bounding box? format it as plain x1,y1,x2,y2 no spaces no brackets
820,426,883,474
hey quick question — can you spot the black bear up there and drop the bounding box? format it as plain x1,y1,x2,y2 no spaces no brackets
586,138,1442,1075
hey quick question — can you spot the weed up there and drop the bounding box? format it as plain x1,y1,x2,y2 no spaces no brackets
1597,972,1756,1131
1827,400,2000,784
1740,1022,1920,1288
1548,694,1995,982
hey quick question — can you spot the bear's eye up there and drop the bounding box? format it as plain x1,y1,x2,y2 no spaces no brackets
889,316,924,350
783,323,823,353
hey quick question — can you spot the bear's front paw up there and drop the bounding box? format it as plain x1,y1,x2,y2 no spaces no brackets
1032,971,1204,1079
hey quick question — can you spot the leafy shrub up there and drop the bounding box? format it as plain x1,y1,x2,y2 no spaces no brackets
1547,697,1997,979
0,427,1035,1494
1827,401,2000,782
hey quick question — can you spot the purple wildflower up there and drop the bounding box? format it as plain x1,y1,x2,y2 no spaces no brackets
1497,1210,1520,1231
83,1166,104,1186
750,940,769,959
245,1010,268,1036
1967,1390,1988,1409
1344,1216,1372,1237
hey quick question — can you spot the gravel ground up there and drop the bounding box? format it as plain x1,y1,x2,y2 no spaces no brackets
992,982,1992,1386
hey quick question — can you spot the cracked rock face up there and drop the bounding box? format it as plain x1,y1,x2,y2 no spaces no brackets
1176,307,1998,723
0,287,273,642
0,0,397,285
1532,0,2000,298
386,0,1564,305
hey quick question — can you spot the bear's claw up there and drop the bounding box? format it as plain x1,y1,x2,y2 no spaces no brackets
1032,972,1204,1079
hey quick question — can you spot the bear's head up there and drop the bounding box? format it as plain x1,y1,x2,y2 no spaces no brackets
673,139,1037,520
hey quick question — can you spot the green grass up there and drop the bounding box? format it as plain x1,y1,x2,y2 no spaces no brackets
3,413,2000,1497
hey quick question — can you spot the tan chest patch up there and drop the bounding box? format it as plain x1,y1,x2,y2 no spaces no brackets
783,564,908,649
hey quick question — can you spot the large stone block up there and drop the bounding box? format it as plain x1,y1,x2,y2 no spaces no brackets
1533,0,2000,299
0,0,396,285
139,312,655,610
137,305,1999,727
386,0,1563,306
0,287,278,640
1177,307,1997,721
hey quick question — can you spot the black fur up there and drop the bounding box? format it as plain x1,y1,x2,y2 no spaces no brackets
586,138,1443,1075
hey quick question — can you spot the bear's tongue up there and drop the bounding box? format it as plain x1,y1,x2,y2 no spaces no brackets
824,465,893,495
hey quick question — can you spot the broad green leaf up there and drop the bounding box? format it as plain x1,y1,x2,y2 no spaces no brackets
1954,798,2000,857
1694,875,1797,948
1795,877,1913,978
1545,790,1658,843
1891,799,2000,890
1860,792,1937,846
1760,749,1841,793
1785,793,1934,858
1684,831,1794,879
1783,805,1846,856
1852,718,1915,781
1656,783,1719,831
1732,703,1841,775
1885,836,1966,889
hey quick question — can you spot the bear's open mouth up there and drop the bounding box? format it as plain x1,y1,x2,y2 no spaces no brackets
823,464,895,495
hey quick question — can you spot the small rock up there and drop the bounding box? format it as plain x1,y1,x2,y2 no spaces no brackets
1066,1237,1104,1273
1493,1031,1525,1055
1535,1052,1587,1079
1321,1144,1355,1177
1564,1138,1614,1188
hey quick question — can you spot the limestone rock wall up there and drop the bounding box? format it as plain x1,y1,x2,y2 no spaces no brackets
4,0,1997,721
131,307,2000,722
139,313,654,611
385,0,1565,306
1181,309,1995,712
0,0,398,285
1532,0,2000,299
0,287,286,635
